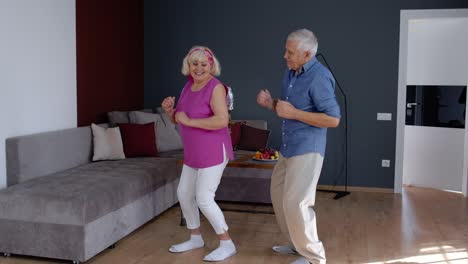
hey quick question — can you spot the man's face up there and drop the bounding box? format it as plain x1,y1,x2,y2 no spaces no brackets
284,40,310,71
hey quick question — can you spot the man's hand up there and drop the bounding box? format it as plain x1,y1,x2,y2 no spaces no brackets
161,96,175,113
257,89,274,110
175,111,191,126
276,100,297,119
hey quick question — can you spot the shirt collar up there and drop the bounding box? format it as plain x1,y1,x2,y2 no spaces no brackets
291,56,318,76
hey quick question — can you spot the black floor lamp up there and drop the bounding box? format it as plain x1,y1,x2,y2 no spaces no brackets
316,53,350,200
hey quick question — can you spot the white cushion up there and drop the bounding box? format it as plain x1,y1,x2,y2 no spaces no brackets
91,123,125,161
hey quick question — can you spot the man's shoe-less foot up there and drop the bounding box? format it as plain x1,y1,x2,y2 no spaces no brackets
290,257,310,264
272,245,298,255
291,256,326,264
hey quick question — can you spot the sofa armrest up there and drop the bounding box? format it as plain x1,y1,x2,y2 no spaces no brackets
6,126,96,186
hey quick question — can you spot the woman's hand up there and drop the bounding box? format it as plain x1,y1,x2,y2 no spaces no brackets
161,96,175,113
175,111,191,126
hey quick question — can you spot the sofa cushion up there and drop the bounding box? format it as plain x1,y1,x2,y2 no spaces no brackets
107,111,130,127
0,158,178,226
129,111,183,152
118,123,158,157
91,124,126,161
154,106,164,113
229,122,244,149
108,109,153,127
232,120,267,130
237,124,270,151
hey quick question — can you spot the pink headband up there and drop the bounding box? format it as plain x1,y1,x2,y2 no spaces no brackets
188,48,214,65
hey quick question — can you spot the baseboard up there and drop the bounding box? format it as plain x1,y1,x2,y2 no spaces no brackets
317,185,394,193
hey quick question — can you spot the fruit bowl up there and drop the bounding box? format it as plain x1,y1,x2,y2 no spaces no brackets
253,148,279,161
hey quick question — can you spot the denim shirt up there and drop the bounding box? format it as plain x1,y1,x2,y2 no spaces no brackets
280,57,341,158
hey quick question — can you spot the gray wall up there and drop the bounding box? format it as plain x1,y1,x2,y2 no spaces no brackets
144,0,468,188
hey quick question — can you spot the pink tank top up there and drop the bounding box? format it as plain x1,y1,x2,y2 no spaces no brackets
175,77,234,168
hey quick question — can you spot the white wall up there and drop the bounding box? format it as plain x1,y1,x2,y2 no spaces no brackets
403,126,464,191
407,18,468,86
0,0,77,189
403,17,468,192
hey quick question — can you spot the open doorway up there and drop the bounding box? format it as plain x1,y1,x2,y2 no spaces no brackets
395,9,468,196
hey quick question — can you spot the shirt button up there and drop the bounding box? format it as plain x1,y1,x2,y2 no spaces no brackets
289,85,292,88
286,97,289,100
282,132,285,135
283,144,287,147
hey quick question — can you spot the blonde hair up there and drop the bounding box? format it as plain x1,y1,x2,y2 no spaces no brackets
181,46,221,76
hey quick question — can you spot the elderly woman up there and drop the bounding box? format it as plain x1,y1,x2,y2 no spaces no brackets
161,46,236,262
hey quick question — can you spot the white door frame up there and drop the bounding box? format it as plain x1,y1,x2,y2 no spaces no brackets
395,9,468,196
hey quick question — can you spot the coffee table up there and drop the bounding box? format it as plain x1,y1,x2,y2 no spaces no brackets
175,153,276,169
226,153,277,169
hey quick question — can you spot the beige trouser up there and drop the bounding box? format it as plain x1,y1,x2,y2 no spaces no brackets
271,152,326,264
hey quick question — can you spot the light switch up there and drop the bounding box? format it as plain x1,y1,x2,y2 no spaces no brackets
377,113,392,121
382,159,391,167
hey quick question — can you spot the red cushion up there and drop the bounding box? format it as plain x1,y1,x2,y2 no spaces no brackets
229,121,244,149
237,124,270,151
118,122,158,157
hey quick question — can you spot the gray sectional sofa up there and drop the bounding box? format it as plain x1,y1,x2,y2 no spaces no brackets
0,118,270,263
0,125,181,263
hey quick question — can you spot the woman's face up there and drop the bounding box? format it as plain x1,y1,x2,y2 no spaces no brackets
189,57,212,82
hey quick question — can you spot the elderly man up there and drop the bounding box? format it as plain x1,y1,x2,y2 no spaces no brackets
257,29,341,264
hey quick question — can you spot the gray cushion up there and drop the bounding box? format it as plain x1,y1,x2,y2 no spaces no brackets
0,157,178,225
107,111,130,127
108,109,153,127
154,106,164,113
129,111,183,152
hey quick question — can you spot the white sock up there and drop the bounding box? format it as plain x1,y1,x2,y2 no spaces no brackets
290,257,311,264
272,244,298,254
291,256,326,264
203,239,237,261
169,234,204,253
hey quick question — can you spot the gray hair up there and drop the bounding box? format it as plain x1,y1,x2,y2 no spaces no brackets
287,29,318,55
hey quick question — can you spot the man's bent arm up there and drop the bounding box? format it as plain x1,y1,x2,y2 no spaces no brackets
292,109,340,128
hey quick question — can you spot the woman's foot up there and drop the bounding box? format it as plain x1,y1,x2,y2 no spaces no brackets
203,239,237,262
169,234,204,253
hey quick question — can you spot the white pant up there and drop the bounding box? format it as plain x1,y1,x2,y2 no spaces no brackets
271,152,326,263
177,150,229,235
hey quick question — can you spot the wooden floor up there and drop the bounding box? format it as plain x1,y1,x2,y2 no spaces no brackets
1,187,468,264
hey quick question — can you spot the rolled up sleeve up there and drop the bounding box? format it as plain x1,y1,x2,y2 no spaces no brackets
310,75,341,119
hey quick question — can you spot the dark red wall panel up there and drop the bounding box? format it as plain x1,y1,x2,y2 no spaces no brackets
76,0,144,126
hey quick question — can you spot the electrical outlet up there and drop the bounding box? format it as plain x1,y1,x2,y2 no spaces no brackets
381,159,391,167
377,113,392,121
